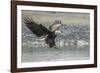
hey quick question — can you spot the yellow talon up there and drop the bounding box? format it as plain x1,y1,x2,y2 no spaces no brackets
53,45,58,49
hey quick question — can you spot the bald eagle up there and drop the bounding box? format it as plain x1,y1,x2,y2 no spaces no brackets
23,17,62,48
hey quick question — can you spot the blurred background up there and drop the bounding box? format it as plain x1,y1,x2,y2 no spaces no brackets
22,10,90,62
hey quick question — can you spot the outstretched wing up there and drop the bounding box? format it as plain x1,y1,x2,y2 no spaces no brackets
23,17,50,37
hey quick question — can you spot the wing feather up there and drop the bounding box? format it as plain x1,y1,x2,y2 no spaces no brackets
23,17,50,37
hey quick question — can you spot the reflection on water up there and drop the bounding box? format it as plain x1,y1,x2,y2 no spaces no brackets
22,45,90,62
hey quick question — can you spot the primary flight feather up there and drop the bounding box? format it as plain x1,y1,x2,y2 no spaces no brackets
23,17,62,48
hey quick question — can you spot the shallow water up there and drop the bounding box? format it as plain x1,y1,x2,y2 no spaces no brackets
22,45,90,62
